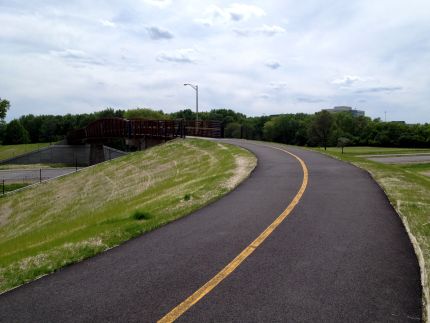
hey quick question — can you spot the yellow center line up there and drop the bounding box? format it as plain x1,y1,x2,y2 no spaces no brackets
158,143,309,323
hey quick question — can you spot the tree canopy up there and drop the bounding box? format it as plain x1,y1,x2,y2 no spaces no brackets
0,105,429,148
3,120,30,145
0,98,10,120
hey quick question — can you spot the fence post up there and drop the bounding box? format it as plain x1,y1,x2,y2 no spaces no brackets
40,169,42,183
2,179,4,195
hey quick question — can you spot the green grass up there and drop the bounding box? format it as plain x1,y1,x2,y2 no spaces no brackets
0,163,72,170
0,143,51,161
321,146,430,156
398,163,430,175
1,183,31,194
311,146,430,319
0,138,256,293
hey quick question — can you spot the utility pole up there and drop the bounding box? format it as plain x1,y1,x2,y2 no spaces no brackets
184,83,199,135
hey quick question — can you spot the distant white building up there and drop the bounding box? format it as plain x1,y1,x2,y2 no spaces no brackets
323,106,365,117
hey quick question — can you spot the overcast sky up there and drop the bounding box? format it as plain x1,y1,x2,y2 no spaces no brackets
1,0,429,123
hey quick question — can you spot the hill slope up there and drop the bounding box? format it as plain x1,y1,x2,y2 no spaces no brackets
0,143,50,161
0,138,256,293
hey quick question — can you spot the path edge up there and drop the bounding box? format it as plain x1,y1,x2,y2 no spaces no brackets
307,147,429,322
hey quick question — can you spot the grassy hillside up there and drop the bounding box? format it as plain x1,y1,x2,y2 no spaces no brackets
0,143,51,161
311,146,430,320
0,138,256,293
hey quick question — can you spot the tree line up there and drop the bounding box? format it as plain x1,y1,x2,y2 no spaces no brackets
175,108,430,149
0,102,429,148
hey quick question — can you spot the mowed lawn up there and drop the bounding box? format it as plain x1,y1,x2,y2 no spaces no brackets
0,138,256,293
0,143,51,161
321,146,430,156
312,145,430,316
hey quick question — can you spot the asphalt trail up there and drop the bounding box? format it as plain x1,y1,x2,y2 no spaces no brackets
0,141,421,322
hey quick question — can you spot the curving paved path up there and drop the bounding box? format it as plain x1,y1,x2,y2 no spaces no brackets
0,140,421,322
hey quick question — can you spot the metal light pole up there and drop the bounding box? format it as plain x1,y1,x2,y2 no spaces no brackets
184,83,199,135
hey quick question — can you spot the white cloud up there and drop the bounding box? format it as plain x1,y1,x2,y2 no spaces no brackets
156,49,197,63
332,75,363,86
99,19,116,28
49,49,104,66
296,97,325,103
146,26,173,40
355,86,403,94
227,3,266,21
143,0,171,8
50,49,86,58
269,82,288,90
259,93,271,100
1,0,430,123
265,60,281,69
196,3,265,26
258,24,286,36
234,24,286,37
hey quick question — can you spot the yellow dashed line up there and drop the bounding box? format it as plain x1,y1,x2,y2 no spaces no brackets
158,144,308,323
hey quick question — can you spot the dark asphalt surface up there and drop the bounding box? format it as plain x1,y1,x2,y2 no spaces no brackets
368,154,430,164
0,140,421,322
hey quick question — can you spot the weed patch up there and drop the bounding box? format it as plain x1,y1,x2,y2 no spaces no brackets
132,210,152,220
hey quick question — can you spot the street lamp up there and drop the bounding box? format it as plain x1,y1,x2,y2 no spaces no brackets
184,83,199,135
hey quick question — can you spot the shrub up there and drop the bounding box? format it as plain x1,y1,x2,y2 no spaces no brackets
132,210,152,220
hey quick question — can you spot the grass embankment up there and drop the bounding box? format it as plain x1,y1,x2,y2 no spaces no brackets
0,163,71,170
0,138,256,293
0,143,51,161
1,183,30,193
312,146,430,319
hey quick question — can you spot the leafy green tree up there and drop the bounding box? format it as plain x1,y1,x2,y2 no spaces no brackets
262,119,276,142
4,120,30,144
95,108,124,119
0,121,6,144
0,98,10,120
262,114,308,144
124,108,168,120
204,109,246,125
39,117,59,142
243,116,270,140
337,137,351,154
7,106,430,148
170,109,195,120
308,111,333,150
224,122,242,138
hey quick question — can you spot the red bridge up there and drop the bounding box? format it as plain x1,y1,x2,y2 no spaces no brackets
67,118,223,145
66,118,223,164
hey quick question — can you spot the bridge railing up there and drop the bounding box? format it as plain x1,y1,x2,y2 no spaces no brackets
128,119,184,138
184,120,223,138
66,118,223,144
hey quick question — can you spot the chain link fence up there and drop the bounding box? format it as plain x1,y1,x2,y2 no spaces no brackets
1,167,81,195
